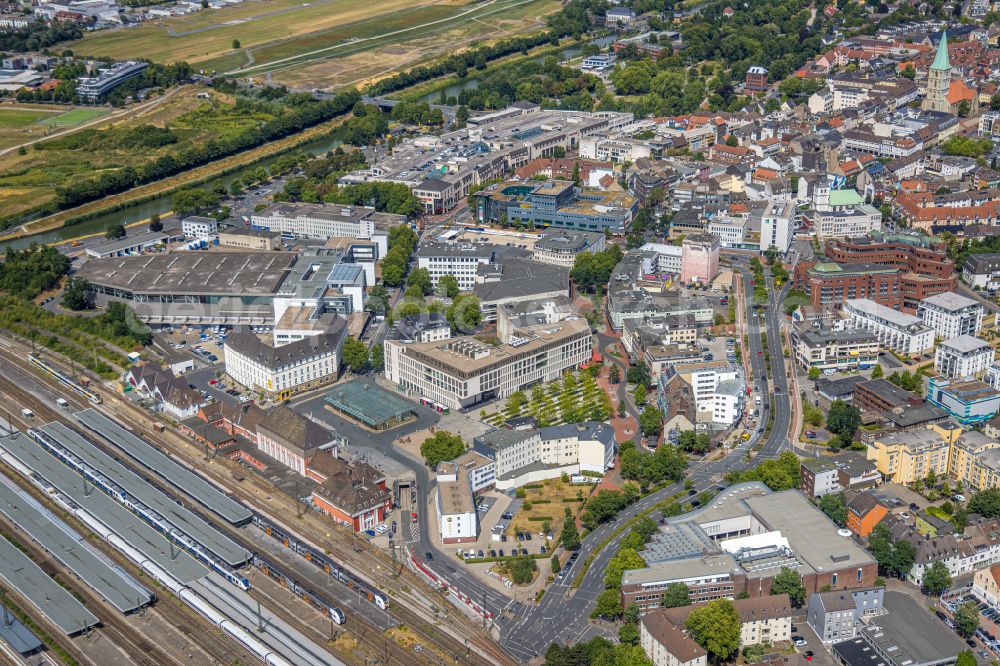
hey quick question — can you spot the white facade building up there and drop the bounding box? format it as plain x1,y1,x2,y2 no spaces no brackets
639,243,684,275
223,323,345,400
935,335,995,379
760,200,796,254
435,462,479,544
843,299,934,355
181,215,218,238
414,242,493,291
811,205,882,239
918,291,984,339
251,202,397,256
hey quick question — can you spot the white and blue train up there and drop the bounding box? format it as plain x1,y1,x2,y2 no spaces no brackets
27,428,250,591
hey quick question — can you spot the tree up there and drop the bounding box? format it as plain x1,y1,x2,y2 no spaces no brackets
661,583,691,608
685,599,740,662
970,488,1000,518
148,213,162,232
609,365,621,384
560,508,580,550
955,601,980,637
819,494,847,527
446,294,482,332
956,650,977,666
639,406,661,437
922,560,952,596
407,267,432,296
369,344,384,371
62,277,92,310
592,588,624,620
626,362,651,388
105,224,126,240
634,384,648,407
871,364,884,379
808,367,820,380
827,400,861,438
232,38,241,49
438,274,460,298
508,556,537,584
551,554,561,574
900,63,916,79
770,567,805,607
419,430,466,467
341,337,369,373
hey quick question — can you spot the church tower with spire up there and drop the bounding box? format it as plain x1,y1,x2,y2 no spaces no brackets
921,31,952,113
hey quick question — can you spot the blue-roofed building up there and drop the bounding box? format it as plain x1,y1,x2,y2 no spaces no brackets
927,376,1000,426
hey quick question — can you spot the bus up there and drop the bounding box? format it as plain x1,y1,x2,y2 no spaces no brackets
419,397,450,414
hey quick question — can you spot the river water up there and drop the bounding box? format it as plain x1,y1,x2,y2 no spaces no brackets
0,131,345,250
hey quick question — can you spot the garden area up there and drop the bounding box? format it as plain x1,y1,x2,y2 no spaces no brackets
508,476,595,537
481,368,613,428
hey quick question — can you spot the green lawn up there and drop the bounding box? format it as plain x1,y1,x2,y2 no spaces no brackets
0,108,57,128
39,108,110,127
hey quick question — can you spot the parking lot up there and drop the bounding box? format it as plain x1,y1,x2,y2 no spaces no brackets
941,593,997,663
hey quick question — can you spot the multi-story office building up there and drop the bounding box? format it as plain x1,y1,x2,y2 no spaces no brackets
251,202,399,255
935,335,995,379
414,241,493,291
680,233,720,285
927,376,1000,426
181,215,218,238
918,291,984,339
384,318,591,409
435,462,478,544
473,421,615,489
661,361,745,425
473,179,638,233
799,452,880,497
825,234,954,278
532,229,606,267
794,262,902,309
842,299,934,355
385,313,451,344
223,320,346,401
790,321,879,372
638,243,684,276
77,61,148,101
804,206,882,239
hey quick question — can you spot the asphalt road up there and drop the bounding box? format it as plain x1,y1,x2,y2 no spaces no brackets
497,263,794,660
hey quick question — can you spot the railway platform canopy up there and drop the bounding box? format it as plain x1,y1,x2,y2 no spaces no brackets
0,513,99,636
323,380,416,430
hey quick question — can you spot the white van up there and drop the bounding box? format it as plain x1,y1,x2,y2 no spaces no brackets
55,398,69,409
20,408,33,418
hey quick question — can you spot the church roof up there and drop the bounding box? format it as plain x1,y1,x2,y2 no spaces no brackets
946,79,976,105
932,31,951,71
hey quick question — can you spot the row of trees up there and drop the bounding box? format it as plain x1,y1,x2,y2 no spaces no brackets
52,87,362,212
0,245,70,300
381,225,419,287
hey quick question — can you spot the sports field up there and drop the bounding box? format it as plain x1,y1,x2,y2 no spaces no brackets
38,108,110,127
0,105,109,151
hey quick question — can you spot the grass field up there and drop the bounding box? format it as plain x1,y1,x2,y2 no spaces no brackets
70,0,453,66
0,88,264,225
38,108,110,127
0,105,106,152
70,0,557,88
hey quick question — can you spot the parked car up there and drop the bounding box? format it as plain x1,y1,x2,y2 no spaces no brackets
792,637,807,647
425,552,433,561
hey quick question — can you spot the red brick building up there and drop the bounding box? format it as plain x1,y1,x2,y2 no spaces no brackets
823,236,954,278
793,261,955,313
745,66,769,92
309,451,393,532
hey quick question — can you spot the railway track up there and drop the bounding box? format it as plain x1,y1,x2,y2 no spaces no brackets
0,383,257,666
0,350,513,666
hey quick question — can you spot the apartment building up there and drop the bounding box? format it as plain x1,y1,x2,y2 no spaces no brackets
790,321,879,372
384,318,591,410
760,200,796,254
640,611,707,666
799,452,880,497
963,253,1000,292
659,595,792,647
935,335,995,379
807,588,884,643
973,564,1000,607
842,299,934,356
473,421,615,489
917,291,984,339
661,361,745,425
865,423,963,484
223,321,346,401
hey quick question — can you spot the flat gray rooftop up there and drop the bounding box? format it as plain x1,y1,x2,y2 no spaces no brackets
0,433,208,584
856,591,966,665
40,422,250,568
74,409,252,526
0,530,98,636
0,475,152,614
0,603,42,654
76,251,297,295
